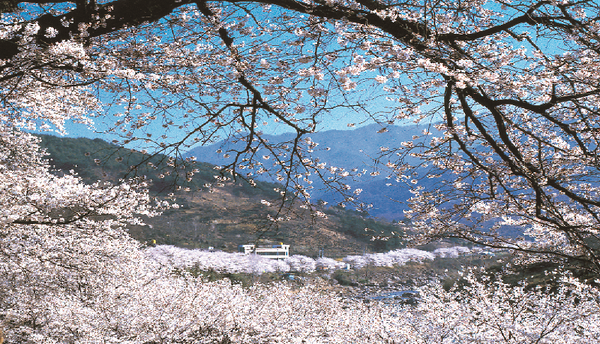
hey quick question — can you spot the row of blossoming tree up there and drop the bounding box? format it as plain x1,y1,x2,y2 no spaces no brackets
2,0,600,342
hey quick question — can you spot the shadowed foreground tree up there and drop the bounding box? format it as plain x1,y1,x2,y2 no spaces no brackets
3,1,600,270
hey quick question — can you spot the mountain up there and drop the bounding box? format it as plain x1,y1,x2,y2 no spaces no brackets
37,134,409,256
185,123,438,220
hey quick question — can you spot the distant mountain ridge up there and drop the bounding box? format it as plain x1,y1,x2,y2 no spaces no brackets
186,123,422,170
185,124,434,220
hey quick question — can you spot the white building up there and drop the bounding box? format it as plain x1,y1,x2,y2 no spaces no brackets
238,243,290,260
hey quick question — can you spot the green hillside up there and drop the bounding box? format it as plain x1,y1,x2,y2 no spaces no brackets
38,134,406,256
37,134,279,197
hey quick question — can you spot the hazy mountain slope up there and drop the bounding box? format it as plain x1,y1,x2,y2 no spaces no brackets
185,124,422,171
185,124,440,220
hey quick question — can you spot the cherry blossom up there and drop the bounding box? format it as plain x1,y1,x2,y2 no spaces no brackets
3,0,600,341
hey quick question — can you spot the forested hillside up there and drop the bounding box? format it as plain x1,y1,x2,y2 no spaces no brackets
38,134,406,256
38,134,279,197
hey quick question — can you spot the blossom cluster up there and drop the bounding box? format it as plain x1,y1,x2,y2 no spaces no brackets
146,245,474,273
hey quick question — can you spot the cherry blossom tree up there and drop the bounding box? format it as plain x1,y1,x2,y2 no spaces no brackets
3,0,599,272
4,1,600,340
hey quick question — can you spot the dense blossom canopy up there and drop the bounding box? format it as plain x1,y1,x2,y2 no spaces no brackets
2,0,600,342
4,0,600,270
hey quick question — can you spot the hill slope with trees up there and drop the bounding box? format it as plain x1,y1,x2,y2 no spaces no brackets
38,134,406,256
